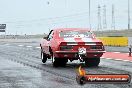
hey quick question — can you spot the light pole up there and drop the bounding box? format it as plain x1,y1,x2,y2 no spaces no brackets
128,0,130,30
65,0,67,28
89,0,91,29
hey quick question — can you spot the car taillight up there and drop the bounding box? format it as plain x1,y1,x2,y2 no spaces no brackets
90,45,104,50
60,46,73,50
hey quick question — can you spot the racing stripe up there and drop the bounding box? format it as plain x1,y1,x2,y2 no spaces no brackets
74,38,85,45
81,38,96,45
63,38,97,45
81,38,93,42
63,38,78,45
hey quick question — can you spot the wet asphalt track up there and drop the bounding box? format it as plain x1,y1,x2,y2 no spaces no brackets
0,41,132,88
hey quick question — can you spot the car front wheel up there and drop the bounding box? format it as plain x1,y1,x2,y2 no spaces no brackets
41,50,47,63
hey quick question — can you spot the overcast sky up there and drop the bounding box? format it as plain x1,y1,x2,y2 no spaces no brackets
0,0,131,35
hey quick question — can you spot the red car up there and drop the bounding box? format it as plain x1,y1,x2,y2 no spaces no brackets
40,28,105,67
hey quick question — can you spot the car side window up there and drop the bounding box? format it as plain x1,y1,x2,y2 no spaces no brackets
47,30,54,41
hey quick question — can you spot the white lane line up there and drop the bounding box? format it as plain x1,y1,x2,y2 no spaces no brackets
109,52,129,54
122,60,130,62
26,46,32,48
113,52,129,55
18,45,24,47
101,57,132,62
113,52,121,53
101,57,113,60
4,44,10,45
114,59,122,61
105,58,113,60
36,47,41,49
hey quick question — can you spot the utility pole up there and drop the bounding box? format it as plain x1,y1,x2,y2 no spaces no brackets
98,5,102,31
89,0,91,29
111,4,115,30
128,0,130,30
65,0,68,28
103,5,107,29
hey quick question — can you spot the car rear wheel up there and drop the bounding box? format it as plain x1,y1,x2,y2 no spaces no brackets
85,58,100,67
59,58,68,67
53,58,68,67
53,57,59,67
41,50,47,63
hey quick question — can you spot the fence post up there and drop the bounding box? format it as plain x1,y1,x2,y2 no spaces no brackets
129,45,132,57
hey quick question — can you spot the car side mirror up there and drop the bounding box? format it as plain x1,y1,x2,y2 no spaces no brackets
43,36,47,39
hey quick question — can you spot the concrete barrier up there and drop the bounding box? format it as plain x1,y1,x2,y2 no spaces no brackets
98,37,128,46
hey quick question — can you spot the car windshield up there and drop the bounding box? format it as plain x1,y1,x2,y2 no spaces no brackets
59,31,93,38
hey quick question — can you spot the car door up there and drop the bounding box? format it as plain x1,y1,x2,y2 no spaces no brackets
42,30,54,55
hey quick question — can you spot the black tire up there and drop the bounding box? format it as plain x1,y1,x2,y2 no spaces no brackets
53,57,59,67
85,58,100,67
53,58,68,67
41,50,47,63
59,58,68,67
